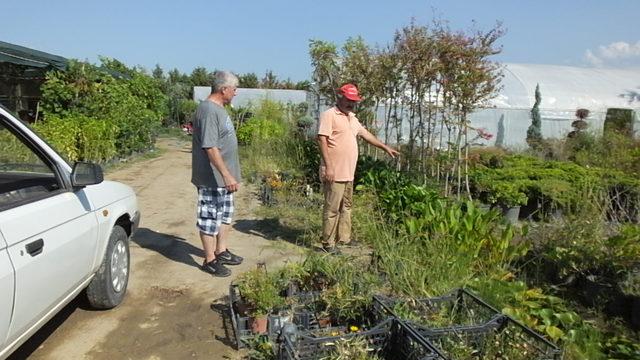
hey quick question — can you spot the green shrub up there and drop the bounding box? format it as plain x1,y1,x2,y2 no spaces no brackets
469,154,640,214
33,116,81,162
178,99,197,125
0,126,39,163
533,220,640,281
359,164,526,296
237,117,286,145
572,132,640,177
604,108,634,137
78,116,118,163
32,113,119,163
239,99,314,183
41,59,165,158
236,99,289,145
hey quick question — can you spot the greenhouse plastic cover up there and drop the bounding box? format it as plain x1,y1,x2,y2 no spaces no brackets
466,63,640,148
492,63,640,111
377,63,640,148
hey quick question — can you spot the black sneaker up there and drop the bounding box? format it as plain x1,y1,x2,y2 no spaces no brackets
216,249,243,265
202,259,231,277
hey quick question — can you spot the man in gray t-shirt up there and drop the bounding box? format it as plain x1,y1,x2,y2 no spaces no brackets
191,101,241,188
190,71,243,278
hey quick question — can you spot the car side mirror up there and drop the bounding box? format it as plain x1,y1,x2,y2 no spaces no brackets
71,162,104,187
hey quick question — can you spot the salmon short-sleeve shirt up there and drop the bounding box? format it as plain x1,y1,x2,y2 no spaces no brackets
317,107,364,182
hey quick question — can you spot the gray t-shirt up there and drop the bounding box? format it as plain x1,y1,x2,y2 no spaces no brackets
191,100,241,188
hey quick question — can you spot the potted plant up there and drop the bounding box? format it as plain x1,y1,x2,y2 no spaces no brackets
237,269,285,334
320,274,378,327
487,181,528,224
275,262,309,297
302,252,341,292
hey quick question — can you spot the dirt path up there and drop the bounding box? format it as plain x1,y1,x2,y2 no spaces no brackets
10,137,304,360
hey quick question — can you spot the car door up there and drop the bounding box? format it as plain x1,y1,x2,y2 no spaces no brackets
0,230,14,347
0,115,99,345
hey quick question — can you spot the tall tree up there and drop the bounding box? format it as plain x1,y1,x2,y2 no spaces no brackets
526,84,543,149
239,72,259,88
152,64,164,80
152,64,167,93
309,39,340,104
294,80,311,91
190,67,211,86
495,114,505,148
260,70,279,89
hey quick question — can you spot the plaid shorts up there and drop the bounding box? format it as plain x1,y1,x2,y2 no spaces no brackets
196,187,234,235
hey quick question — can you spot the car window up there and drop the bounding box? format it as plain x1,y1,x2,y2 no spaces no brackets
0,119,62,209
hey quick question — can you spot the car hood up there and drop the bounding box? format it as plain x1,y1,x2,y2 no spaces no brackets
82,180,136,210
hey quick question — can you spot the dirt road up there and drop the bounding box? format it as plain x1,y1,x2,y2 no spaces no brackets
10,137,303,360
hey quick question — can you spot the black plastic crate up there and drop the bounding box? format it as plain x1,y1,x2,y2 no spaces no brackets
412,315,561,360
374,288,503,329
229,284,320,348
279,317,447,360
374,289,560,359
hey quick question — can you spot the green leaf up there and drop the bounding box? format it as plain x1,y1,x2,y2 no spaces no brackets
545,325,565,341
554,312,580,327
537,308,554,326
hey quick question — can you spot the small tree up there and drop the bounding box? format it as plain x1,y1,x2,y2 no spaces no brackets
495,114,505,148
569,108,590,138
526,84,543,149
308,39,340,104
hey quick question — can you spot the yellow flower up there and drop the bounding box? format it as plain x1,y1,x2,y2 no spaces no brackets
349,325,359,332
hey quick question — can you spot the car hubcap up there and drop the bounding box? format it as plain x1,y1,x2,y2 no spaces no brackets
110,240,128,292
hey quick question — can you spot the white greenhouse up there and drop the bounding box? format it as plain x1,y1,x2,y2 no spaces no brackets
467,63,640,148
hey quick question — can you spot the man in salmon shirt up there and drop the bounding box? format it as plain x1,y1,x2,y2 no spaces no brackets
317,83,399,253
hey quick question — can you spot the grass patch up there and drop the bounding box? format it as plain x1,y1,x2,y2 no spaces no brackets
254,187,323,248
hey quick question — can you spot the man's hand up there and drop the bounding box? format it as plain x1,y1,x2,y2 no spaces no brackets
317,135,335,183
321,165,335,183
360,128,400,159
385,146,400,158
224,175,240,193
205,147,239,192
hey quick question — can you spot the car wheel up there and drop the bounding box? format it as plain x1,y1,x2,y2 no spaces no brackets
86,225,130,309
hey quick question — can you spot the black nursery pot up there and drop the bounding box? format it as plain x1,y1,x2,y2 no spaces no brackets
518,195,541,220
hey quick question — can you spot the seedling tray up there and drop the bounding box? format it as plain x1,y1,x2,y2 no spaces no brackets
374,289,560,359
279,317,446,360
374,288,503,329
229,284,319,348
411,315,560,360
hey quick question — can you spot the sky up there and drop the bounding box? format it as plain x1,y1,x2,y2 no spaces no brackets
2,0,640,82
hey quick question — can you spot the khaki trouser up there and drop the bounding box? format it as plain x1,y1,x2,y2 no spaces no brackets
322,181,353,247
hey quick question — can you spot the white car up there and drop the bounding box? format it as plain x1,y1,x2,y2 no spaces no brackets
0,105,139,359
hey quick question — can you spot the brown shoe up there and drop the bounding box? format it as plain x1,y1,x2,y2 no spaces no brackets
337,240,359,248
320,245,341,255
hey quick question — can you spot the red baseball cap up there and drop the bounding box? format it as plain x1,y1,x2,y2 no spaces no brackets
338,83,362,102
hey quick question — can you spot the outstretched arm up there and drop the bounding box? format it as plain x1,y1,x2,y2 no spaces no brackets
359,128,400,158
